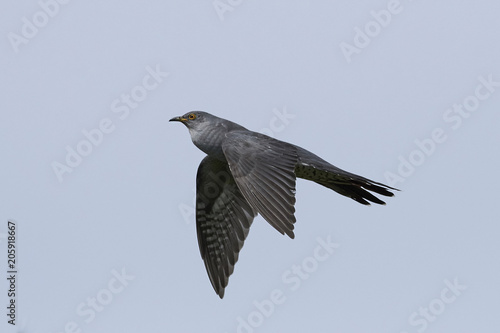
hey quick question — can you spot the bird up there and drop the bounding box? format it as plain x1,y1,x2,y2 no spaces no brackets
170,111,397,298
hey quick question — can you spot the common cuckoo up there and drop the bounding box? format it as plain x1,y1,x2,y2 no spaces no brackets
170,111,397,298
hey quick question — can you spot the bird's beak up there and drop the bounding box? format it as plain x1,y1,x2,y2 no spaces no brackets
169,116,187,123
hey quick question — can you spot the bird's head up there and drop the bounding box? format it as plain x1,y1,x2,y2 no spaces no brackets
170,111,227,156
170,111,245,157
169,111,212,130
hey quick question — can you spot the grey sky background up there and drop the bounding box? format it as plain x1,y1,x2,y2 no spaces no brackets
1,1,499,332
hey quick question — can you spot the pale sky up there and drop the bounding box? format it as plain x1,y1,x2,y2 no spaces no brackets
1,1,499,332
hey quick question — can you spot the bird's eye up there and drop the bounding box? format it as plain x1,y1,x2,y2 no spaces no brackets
188,113,197,120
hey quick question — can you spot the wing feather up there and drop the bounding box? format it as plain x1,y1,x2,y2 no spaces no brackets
196,156,257,298
222,131,298,238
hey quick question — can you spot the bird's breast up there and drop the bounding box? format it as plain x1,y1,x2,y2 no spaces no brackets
189,127,226,159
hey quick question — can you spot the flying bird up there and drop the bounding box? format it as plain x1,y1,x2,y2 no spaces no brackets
170,111,397,298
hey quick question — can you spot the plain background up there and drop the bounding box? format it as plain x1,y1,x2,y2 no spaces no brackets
1,1,499,332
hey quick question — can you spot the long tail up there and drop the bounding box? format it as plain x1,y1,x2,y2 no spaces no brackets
314,176,396,205
293,146,398,205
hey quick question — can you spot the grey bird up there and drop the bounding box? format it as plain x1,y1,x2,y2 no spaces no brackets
170,111,397,298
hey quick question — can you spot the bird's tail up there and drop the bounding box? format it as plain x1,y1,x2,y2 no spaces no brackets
315,176,396,205
294,146,398,205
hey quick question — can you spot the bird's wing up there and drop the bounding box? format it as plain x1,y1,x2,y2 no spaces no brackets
196,155,257,298
222,131,298,239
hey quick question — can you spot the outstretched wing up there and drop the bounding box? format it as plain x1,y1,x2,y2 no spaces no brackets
222,131,299,239
196,155,257,298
